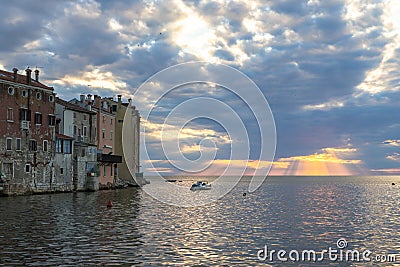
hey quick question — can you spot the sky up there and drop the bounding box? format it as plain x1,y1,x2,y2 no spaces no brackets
1,0,399,176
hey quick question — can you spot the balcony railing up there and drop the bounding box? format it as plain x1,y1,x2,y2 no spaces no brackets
21,120,30,130
97,153,122,163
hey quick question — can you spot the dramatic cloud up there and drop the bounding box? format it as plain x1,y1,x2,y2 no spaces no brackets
1,0,400,175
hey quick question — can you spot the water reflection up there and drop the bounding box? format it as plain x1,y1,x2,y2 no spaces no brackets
0,189,144,266
0,176,399,266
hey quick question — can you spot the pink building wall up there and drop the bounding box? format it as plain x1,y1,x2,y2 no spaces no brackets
94,96,116,187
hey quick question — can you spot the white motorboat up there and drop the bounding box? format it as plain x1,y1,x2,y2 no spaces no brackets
190,181,211,191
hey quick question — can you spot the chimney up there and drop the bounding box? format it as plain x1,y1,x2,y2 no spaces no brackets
86,94,92,105
80,94,85,103
34,69,39,82
25,67,32,84
94,95,101,108
117,95,122,109
12,68,18,82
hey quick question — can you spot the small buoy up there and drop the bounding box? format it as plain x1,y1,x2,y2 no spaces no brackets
243,192,247,196
392,183,396,186
107,200,113,208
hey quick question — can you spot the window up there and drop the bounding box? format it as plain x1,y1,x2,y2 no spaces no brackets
63,140,72,154
25,164,31,173
60,168,64,175
20,108,31,121
43,140,48,152
78,128,81,137
103,165,106,177
83,126,87,137
110,131,113,141
74,125,77,135
49,95,54,102
48,115,56,126
22,90,28,98
112,105,117,112
110,118,113,125
81,148,86,157
102,129,105,139
29,140,37,151
83,114,87,121
102,115,105,123
56,139,63,153
7,108,13,122
16,138,21,151
110,165,113,176
6,138,12,151
73,112,76,119
34,113,42,125
8,87,14,95
36,92,41,100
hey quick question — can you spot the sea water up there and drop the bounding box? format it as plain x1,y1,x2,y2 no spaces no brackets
0,176,399,266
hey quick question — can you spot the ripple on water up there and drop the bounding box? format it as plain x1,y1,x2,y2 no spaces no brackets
0,176,400,266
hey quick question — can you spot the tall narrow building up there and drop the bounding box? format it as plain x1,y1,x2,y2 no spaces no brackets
100,95,145,186
71,95,123,189
55,98,99,191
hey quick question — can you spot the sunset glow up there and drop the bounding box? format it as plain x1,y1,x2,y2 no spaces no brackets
144,146,365,176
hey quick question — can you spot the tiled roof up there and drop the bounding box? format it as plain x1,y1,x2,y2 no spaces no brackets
56,133,73,139
0,69,53,90
56,97,96,114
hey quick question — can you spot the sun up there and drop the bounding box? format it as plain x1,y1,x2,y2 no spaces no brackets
172,12,216,61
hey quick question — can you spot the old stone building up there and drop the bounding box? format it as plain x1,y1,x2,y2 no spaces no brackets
92,95,121,188
54,133,74,191
0,67,144,195
55,98,99,191
71,95,122,189
0,68,57,195
102,95,146,186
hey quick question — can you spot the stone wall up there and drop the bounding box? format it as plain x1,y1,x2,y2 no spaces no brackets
0,74,65,196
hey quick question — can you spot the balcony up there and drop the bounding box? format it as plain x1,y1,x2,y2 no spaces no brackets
97,153,122,163
76,136,89,143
